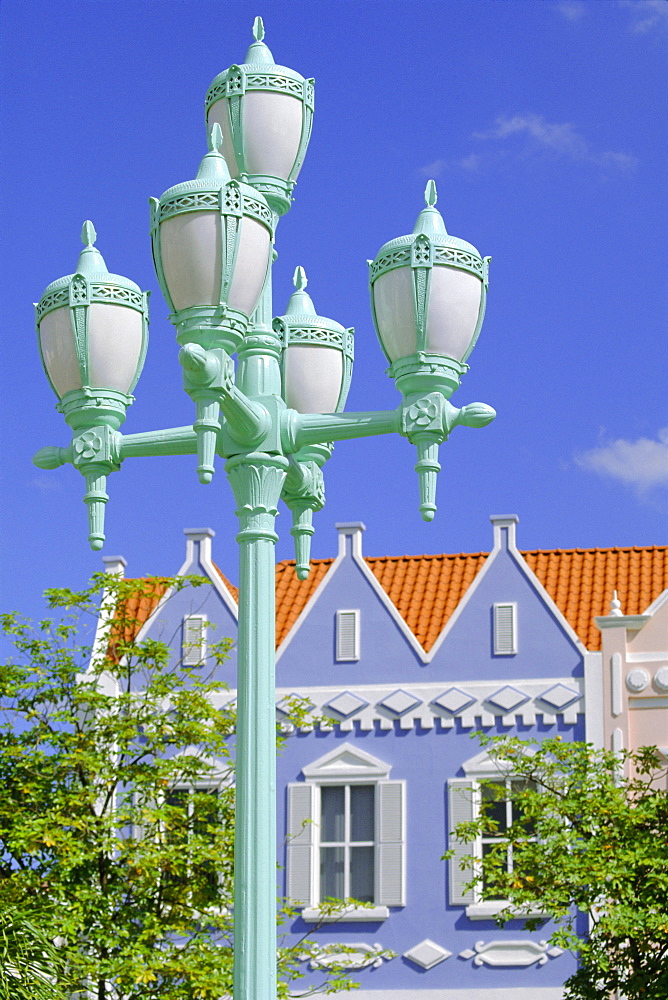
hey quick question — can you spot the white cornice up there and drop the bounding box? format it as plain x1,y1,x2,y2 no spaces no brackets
214,677,585,732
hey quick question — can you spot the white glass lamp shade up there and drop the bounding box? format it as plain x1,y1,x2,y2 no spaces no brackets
208,91,305,184
37,224,148,402
283,345,343,414
426,266,482,361
372,264,482,364
159,210,270,316
38,303,144,398
39,306,82,398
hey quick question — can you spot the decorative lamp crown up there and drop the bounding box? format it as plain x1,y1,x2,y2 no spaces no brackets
35,220,149,429
150,124,275,355
274,266,354,415
205,16,315,216
368,179,491,399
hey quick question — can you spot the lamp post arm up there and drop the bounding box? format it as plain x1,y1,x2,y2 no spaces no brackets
285,407,401,451
120,426,199,458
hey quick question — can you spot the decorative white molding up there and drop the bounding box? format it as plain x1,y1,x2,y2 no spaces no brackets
611,653,623,717
654,666,668,691
306,941,394,970
465,901,547,921
302,905,389,923
629,696,668,710
403,938,452,969
459,939,562,967
626,668,650,692
325,991,566,1000
301,743,392,782
257,677,585,732
583,652,604,748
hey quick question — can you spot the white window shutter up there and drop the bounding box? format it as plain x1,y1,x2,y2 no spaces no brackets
448,778,475,905
336,609,359,661
493,603,517,655
377,780,405,906
183,615,207,665
286,783,315,906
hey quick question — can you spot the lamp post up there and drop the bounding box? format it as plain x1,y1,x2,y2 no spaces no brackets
33,18,495,1000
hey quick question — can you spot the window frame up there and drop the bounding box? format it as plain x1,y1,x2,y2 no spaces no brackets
161,782,227,910
335,609,360,662
287,743,405,922
182,614,208,666
449,749,545,921
493,602,517,655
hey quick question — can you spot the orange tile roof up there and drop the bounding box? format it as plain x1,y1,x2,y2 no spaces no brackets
366,552,488,652
115,545,667,654
270,545,667,653
275,558,334,646
522,546,668,651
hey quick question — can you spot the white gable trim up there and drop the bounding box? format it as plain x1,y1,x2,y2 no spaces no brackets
277,527,430,663
276,550,344,662
505,545,587,653
132,530,238,648
644,587,668,616
425,548,498,660
302,742,392,782
349,547,432,662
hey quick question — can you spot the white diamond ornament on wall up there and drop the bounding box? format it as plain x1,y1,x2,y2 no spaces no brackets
379,689,423,717
325,691,369,719
403,939,452,970
486,685,530,713
432,686,476,714
538,683,582,710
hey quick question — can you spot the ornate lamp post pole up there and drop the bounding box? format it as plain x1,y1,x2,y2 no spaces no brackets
33,19,495,1000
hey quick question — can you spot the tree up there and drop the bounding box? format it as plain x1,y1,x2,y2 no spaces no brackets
446,735,668,1000
0,574,360,1000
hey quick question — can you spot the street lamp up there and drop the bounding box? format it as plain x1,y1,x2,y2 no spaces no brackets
33,18,495,1000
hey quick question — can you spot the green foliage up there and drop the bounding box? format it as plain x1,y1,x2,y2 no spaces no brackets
0,574,359,999
446,735,668,1000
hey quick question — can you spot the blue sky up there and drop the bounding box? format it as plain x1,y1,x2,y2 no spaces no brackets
1,0,666,622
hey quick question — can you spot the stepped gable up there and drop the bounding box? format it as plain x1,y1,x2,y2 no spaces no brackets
522,545,668,651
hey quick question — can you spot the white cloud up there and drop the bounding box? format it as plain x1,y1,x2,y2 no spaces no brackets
417,153,481,177
619,0,668,33
32,476,64,495
473,113,637,172
556,1,586,22
576,428,668,491
418,158,447,178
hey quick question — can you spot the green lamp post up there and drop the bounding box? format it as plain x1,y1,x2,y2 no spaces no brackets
33,19,495,1000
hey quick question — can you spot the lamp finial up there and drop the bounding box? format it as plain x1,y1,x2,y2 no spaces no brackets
293,265,308,290
253,15,265,41
81,220,97,248
424,179,438,208
208,122,223,153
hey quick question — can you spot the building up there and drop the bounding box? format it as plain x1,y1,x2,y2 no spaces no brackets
106,516,668,1000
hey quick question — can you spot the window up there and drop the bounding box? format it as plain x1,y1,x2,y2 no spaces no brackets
320,784,375,902
286,743,404,921
182,615,207,666
336,609,360,661
493,602,517,655
479,779,535,900
163,786,223,908
448,749,542,920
